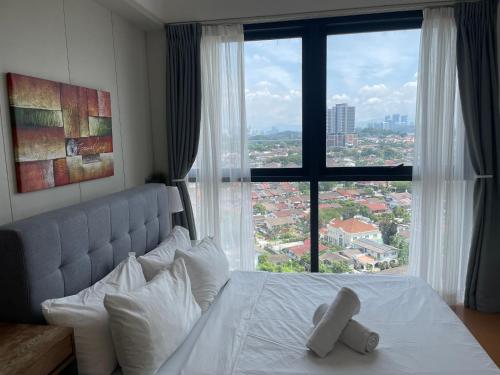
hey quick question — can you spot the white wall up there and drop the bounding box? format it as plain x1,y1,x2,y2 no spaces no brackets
0,0,154,225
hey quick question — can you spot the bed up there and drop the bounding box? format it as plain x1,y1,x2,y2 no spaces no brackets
0,184,498,375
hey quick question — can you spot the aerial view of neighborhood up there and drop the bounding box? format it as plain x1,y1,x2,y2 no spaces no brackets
251,103,413,275
249,103,414,168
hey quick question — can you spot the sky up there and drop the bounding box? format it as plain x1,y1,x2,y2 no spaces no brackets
244,29,421,133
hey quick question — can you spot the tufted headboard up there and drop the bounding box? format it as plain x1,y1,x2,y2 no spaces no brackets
0,183,171,324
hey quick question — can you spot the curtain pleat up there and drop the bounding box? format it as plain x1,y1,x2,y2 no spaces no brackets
409,7,474,305
165,24,202,240
191,25,255,270
455,0,500,312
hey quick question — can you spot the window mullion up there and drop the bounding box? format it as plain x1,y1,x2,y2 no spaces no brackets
302,24,326,272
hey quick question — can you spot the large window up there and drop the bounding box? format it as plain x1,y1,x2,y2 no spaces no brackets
246,11,421,273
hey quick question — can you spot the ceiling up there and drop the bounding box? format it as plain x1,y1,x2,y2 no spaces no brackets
96,0,448,29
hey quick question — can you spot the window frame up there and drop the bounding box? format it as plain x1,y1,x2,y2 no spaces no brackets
245,11,422,272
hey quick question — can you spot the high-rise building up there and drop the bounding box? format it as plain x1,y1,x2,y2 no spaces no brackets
327,106,336,134
400,115,408,126
326,103,355,134
326,103,356,147
392,113,400,127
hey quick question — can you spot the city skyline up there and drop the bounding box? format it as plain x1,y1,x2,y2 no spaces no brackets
248,106,413,136
245,29,421,133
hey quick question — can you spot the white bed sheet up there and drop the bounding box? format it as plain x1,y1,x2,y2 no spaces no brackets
170,271,499,375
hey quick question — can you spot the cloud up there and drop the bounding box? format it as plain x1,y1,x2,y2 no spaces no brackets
328,93,351,107
403,81,417,88
359,84,388,95
244,28,421,129
366,97,382,104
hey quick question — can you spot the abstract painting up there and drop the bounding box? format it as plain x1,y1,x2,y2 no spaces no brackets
7,73,114,193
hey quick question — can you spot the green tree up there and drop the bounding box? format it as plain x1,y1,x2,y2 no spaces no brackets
339,201,358,219
391,181,411,192
392,235,409,265
319,182,337,191
393,206,410,223
253,203,267,215
298,183,310,195
330,260,351,273
257,254,276,272
319,208,341,226
379,220,398,245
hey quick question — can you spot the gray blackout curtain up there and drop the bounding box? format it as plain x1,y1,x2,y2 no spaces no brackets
455,0,500,312
165,24,202,240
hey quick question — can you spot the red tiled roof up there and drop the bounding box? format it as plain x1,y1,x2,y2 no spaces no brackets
361,201,388,212
337,189,360,197
274,210,291,218
289,239,326,256
329,218,378,234
357,254,376,265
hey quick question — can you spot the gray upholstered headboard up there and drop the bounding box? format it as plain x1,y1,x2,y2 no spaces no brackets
0,183,171,324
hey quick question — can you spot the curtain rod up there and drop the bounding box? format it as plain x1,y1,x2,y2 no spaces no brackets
167,0,479,25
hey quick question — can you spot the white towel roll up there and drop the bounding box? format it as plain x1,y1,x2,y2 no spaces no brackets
306,287,360,358
312,303,379,354
312,303,329,326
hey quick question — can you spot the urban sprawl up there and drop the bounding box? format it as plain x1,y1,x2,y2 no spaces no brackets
250,103,413,274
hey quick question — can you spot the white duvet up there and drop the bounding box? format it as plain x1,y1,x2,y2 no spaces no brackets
173,271,499,375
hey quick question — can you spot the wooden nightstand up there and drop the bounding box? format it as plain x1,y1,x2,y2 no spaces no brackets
0,323,76,374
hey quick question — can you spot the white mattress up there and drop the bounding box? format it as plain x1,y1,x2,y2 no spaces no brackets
167,271,500,375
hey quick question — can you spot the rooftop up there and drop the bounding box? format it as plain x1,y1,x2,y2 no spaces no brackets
289,238,326,257
352,238,398,255
329,218,378,234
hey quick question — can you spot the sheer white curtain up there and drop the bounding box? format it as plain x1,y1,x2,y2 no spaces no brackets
191,24,254,270
409,8,474,305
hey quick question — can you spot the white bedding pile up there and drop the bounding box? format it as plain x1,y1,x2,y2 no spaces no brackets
42,226,229,375
172,271,500,375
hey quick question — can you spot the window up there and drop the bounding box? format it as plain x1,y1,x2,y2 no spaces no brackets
245,38,302,168
326,30,419,167
253,182,310,272
318,181,411,274
245,11,422,273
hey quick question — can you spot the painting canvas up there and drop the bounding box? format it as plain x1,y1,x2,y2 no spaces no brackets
7,73,114,193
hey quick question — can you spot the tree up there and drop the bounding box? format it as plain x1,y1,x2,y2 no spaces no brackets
339,201,358,219
391,181,411,192
319,208,341,226
359,205,371,218
257,254,276,272
330,260,351,273
392,235,409,265
319,260,351,274
319,182,337,191
253,203,267,215
299,182,310,195
393,206,410,223
379,220,398,245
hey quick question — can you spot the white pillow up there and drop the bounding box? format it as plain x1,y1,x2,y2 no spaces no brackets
174,237,230,311
41,254,146,375
137,225,191,280
104,258,201,375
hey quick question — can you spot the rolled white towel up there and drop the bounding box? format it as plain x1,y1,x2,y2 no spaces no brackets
306,287,360,358
312,303,329,326
313,303,380,354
